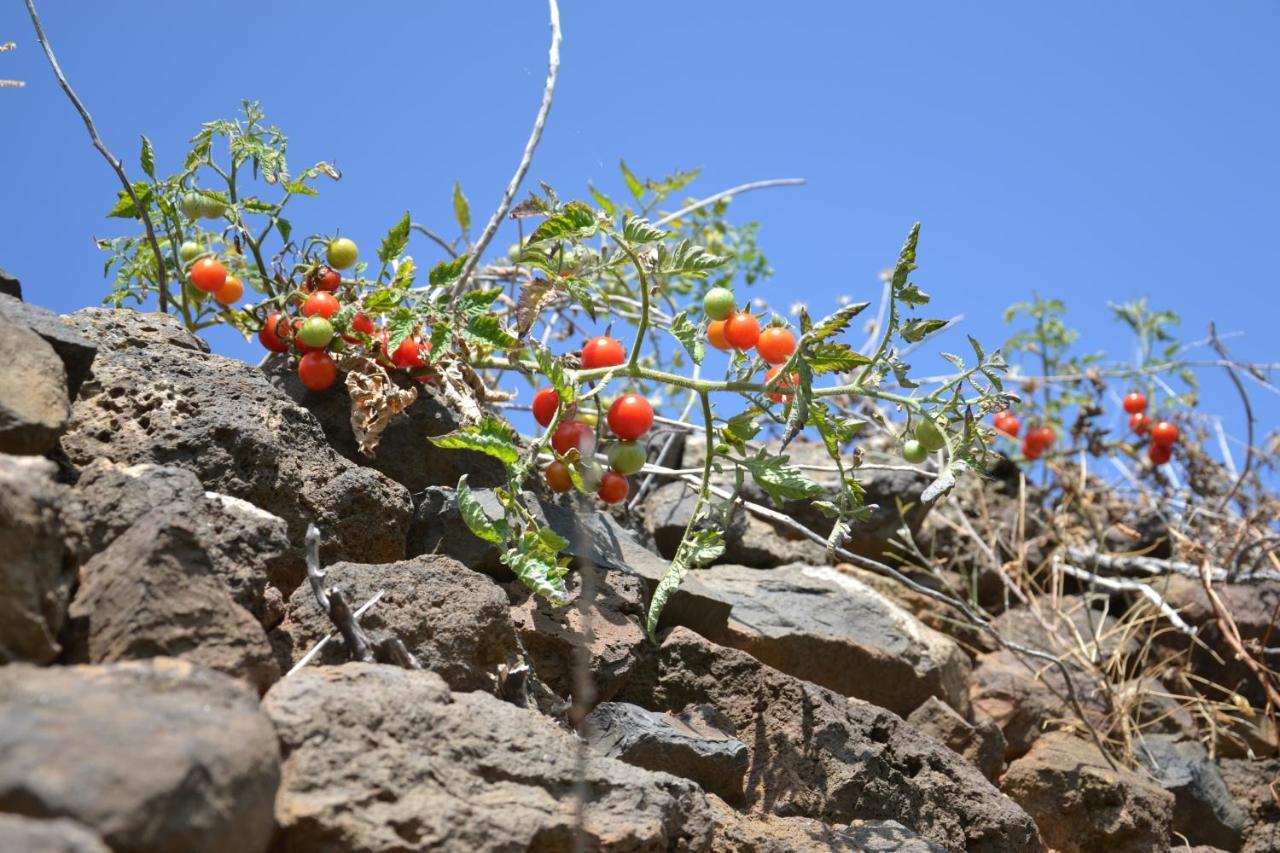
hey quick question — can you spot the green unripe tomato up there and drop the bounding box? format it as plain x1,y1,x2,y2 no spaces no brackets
296,316,335,349
914,414,948,452
902,439,928,464
702,286,735,321
179,192,204,219
179,241,202,263
199,195,225,219
327,237,359,270
608,441,647,475
507,242,523,262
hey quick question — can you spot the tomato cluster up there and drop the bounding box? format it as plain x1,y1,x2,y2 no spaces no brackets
1123,391,1178,465
187,256,244,307
986,409,1053,460
700,287,798,404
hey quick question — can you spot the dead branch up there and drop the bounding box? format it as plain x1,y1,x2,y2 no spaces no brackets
1199,561,1280,712
1065,547,1280,583
1055,559,1195,636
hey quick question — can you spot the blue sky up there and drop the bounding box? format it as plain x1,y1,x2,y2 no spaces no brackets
2,2,1277,450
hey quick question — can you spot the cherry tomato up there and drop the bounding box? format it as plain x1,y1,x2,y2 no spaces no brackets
179,241,202,263
544,460,573,493
327,237,359,270
199,195,225,219
297,351,338,391
1129,412,1150,435
765,366,795,403
1021,440,1042,461
1148,442,1173,465
291,318,321,354
607,394,654,441
757,327,797,366
316,267,342,292
597,470,629,505
552,419,596,457
391,337,426,369
1026,426,1055,453
902,439,928,464
302,291,341,319
707,320,731,351
1150,421,1178,447
582,336,626,369
608,441,647,475
179,192,204,219
1123,392,1147,415
532,387,562,428
915,415,947,452
297,316,335,349
189,257,227,294
213,275,243,306
258,312,292,353
702,286,735,321
993,411,1020,438
350,313,377,336
723,312,761,351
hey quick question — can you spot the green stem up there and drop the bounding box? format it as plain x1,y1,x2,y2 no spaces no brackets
610,233,651,370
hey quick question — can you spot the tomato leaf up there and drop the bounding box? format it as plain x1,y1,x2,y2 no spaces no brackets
655,239,728,278
739,453,823,505
621,216,668,245
429,253,469,288
527,201,598,245
667,310,706,366
455,475,508,545
619,159,645,201
517,278,556,338
810,301,871,343
429,415,520,464
901,318,948,344
646,524,723,641
502,531,569,603
378,212,411,265
462,315,518,350
452,182,471,235
140,136,156,180
806,341,871,375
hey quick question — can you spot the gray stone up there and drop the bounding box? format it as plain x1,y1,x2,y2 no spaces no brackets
0,294,95,400
1219,757,1280,853
58,308,412,589
907,696,1006,782
1002,731,1174,853
618,627,1042,852
0,815,109,853
264,663,714,852
1137,735,1247,850
0,659,279,853
0,322,70,454
585,702,749,802
0,454,79,663
706,795,947,852
0,266,19,299
697,562,971,717
64,514,279,693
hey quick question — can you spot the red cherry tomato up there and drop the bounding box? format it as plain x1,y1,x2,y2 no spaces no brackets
1021,440,1042,461
297,351,338,391
607,394,654,441
302,291,341,319
552,419,597,457
533,387,562,428
189,257,227,294
993,411,1020,438
1150,421,1178,447
1148,441,1173,465
291,318,321,354
757,327,797,365
1129,412,1150,435
316,267,342,293
213,275,243,306
391,337,426,369
597,470,629,505
723,312,761,351
1026,426,1055,453
258,312,292,353
344,313,377,344
544,460,573,493
1122,392,1147,415
706,320,731,352
582,336,626,369
765,366,795,403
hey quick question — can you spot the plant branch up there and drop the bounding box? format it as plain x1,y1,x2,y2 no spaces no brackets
653,177,806,227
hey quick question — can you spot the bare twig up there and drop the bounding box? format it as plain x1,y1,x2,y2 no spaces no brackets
450,0,561,298
411,222,458,258
1209,321,1255,513
24,0,169,312
287,589,386,676
1056,559,1195,635
653,177,806,227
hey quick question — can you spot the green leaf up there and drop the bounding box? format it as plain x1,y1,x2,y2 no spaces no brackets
739,453,824,505
384,308,417,352
621,216,668,245
724,411,762,443
140,136,156,179
620,159,645,201
527,201,598,244
588,183,617,218
106,183,153,218
429,415,521,464
429,253,470,288
455,475,507,545
533,346,574,404
502,531,569,603
901,318,948,343
460,287,502,318
276,217,293,244
378,212,411,265
646,525,723,640
655,239,728,278
811,301,871,342
667,310,706,366
452,182,471,235
463,314,518,349
806,341,871,375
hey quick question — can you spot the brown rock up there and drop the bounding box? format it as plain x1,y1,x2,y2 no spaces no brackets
1002,731,1174,853
0,815,109,853
1218,757,1280,853
706,794,947,852
907,696,1007,782
0,322,70,454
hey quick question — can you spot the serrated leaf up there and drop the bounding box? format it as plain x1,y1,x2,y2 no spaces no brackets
429,253,469,288
140,136,155,179
620,159,645,201
811,301,871,342
378,212,411,265
452,182,471,235
533,346,574,404
589,183,617,218
460,287,502,318
501,532,569,603
739,453,824,505
968,335,986,363
384,309,417,352
456,475,507,545
901,318,948,343
429,415,520,464
517,279,556,338
807,341,871,375
668,310,706,365
656,239,728,278
106,183,153,219
724,411,762,443
621,216,668,245
646,525,723,640
427,323,450,364
527,201,598,244
463,314,518,349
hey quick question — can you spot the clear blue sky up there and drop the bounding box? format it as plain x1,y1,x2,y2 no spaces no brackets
2,2,1277,449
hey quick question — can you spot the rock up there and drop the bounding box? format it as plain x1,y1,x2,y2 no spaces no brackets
407,484,509,574
0,266,19,299
1219,757,1280,853
264,357,506,493
585,702,750,802
969,647,1109,760
696,562,971,716
991,593,1137,662
0,294,96,401
907,696,1006,782
0,322,70,455
58,307,412,588
837,562,998,654
1002,731,1174,853
510,566,647,704
0,816,109,853
618,627,1042,851
0,658,279,853
706,795,947,852
0,454,79,663
264,663,714,852
1137,735,1246,850
64,514,279,693
276,554,522,692
70,460,291,622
